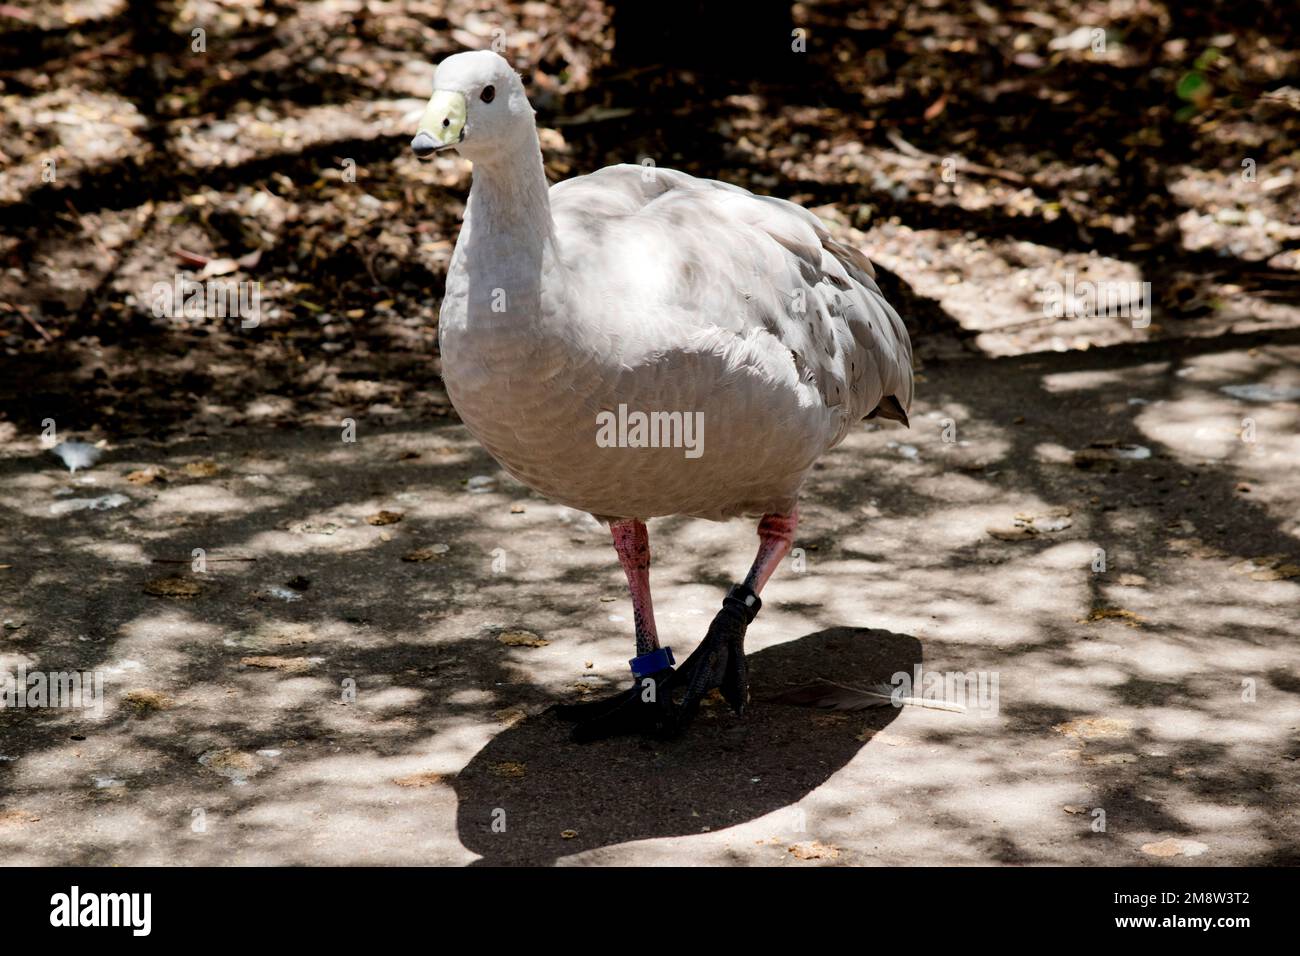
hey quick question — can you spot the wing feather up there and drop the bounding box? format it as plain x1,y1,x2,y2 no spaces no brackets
550,164,914,447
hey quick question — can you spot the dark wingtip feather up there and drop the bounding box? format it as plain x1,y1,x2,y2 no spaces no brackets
766,677,967,713
865,394,910,428
764,678,895,711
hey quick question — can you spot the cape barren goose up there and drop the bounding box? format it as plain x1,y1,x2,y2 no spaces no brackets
413,51,914,740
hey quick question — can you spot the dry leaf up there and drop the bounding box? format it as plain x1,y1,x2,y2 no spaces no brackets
240,655,313,673
988,525,1038,541
498,629,549,648
1252,564,1300,581
789,841,841,861
1081,607,1145,626
490,761,526,778
1053,716,1133,740
1233,555,1300,581
1072,447,1115,469
1168,538,1226,560
252,623,315,647
1141,838,1208,858
0,808,40,827
1082,752,1138,766
402,545,448,562
199,749,262,782
121,689,174,715
199,257,240,278
143,576,201,598
367,510,404,526
126,466,169,485
993,508,1073,540
493,707,526,727
392,771,444,789
183,460,219,478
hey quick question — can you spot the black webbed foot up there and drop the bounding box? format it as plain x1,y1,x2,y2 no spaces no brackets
665,584,761,731
554,585,761,742
552,648,678,742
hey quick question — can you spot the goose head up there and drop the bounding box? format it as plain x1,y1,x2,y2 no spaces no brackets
411,50,533,163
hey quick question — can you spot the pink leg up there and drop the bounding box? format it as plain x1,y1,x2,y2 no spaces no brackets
610,519,660,656
742,508,798,594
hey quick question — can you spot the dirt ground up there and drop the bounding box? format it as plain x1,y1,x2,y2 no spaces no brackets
1,1,1299,865
2,338,1298,865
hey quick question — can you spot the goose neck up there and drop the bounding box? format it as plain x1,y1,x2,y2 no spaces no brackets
465,136,555,249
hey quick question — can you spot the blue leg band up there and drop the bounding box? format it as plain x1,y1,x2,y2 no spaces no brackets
629,647,675,678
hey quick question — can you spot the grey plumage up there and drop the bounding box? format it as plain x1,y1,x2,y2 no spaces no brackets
426,51,913,523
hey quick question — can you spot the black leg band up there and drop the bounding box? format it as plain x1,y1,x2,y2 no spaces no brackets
722,583,762,623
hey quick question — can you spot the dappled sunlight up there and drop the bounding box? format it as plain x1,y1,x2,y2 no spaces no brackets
353,686,429,713
101,610,226,680
3,337,1297,865
139,484,286,517
240,523,383,556
0,650,38,672
906,469,1014,503
69,539,154,564
1015,655,1133,703
1121,637,1250,681
1166,597,1296,641
1040,360,1189,398
238,674,337,710
1,0,1298,870
1143,705,1298,749
1137,394,1262,461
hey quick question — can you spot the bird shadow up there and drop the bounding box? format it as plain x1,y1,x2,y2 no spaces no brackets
452,626,920,865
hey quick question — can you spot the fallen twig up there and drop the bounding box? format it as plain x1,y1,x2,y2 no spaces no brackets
5,302,54,343
175,248,211,267
150,557,259,564
885,130,1028,185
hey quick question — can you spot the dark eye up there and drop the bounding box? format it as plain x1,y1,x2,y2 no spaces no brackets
480,85,495,103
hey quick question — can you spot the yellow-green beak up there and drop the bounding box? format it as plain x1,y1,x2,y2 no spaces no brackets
411,90,467,158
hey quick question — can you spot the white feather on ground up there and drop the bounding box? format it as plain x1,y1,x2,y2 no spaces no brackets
50,441,103,473
766,678,967,713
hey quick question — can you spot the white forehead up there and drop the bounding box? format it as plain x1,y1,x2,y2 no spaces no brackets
433,50,516,92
